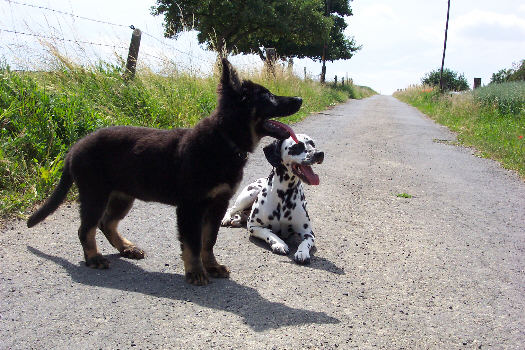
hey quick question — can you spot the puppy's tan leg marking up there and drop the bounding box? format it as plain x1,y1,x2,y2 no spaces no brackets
181,245,209,286
100,219,145,260
80,227,109,269
201,222,230,279
99,192,144,259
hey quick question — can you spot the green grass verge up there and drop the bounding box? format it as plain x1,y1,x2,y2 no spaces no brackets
0,60,376,219
393,83,525,179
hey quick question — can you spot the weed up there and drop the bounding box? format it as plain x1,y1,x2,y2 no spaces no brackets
394,83,525,179
0,58,376,218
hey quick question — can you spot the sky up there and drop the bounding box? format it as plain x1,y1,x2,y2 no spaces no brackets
0,0,524,95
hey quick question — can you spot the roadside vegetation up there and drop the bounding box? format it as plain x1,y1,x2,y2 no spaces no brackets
0,56,376,218
394,80,525,178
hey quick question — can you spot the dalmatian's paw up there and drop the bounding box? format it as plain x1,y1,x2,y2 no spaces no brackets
271,242,289,255
294,250,311,265
221,213,233,227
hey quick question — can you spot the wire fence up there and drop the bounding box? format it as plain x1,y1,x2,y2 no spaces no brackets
0,0,263,75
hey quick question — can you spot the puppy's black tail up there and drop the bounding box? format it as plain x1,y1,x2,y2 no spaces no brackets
27,158,73,228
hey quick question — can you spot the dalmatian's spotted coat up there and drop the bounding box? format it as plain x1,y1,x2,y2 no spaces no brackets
222,134,324,264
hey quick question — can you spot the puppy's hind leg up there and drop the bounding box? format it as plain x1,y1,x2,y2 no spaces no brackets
99,192,144,260
78,192,110,269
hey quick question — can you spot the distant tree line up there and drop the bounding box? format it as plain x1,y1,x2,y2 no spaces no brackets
490,60,525,84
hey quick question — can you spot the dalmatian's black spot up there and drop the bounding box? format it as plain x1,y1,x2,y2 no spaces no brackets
256,218,263,224
253,208,259,215
268,215,274,220
303,223,308,229
261,200,265,205
288,142,306,155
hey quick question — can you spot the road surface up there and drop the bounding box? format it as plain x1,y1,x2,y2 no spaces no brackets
1,95,524,349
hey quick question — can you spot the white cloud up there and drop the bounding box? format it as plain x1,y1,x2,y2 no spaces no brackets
454,9,525,41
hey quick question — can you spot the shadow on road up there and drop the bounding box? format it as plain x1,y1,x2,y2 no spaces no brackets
28,246,339,332
248,236,346,275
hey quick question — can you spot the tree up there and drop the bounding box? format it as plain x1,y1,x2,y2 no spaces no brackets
490,60,525,84
490,69,513,84
422,68,469,92
150,0,359,63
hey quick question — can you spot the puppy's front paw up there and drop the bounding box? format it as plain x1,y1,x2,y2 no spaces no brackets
185,270,210,286
294,250,311,265
271,242,289,255
205,264,230,278
85,254,110,269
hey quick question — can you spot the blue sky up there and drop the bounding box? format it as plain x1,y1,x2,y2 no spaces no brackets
1,0,524,94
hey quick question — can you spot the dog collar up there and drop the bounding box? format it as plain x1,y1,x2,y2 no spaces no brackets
217,130,248,161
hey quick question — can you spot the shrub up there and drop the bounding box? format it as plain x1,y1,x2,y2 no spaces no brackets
421,68,469,92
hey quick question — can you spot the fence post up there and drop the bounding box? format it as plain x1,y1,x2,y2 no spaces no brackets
474,78,481,89
265,48,277,77
124,28,142,80
334,75,337,86
304,67,307,80
342,77,344,86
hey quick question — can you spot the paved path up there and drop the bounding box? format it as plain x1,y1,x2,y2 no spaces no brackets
1,95,524,349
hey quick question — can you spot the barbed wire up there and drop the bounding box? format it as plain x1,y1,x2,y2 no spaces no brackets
0,1,275,71
1,0,134,29
0,27,129,49
0,0,220,66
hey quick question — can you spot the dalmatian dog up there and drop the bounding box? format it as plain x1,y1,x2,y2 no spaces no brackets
221,134,324,264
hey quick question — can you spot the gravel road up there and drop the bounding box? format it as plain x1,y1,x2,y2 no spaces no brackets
1,95,524,349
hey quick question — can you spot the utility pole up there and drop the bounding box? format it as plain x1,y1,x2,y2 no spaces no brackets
439,0,451,92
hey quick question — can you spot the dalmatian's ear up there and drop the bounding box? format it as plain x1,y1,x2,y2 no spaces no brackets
263,140,284,169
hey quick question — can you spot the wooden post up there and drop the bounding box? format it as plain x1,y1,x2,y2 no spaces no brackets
474,78,481,89
304,67,307,80
334,75,337,86
124,28,142,80
265,48,277,77
342,77,344,86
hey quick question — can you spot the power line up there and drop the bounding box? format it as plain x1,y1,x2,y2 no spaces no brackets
0,27,129,49
1,0,134,30
0,1,217,66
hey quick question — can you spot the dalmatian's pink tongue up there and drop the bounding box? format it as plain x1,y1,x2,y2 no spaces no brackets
266,120,299,143
299,165,320,185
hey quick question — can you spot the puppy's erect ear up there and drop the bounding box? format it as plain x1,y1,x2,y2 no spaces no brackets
263,140,284,169
221,58,242,94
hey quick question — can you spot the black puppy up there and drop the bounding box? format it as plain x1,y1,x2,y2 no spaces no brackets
27,59,302,286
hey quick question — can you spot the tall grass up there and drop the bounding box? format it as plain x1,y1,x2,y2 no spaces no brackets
394,83,525,178
0,57,375,218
